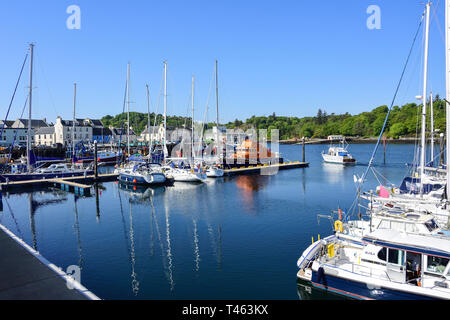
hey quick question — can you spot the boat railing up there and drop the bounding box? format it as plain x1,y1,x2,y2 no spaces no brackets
322,253,393,283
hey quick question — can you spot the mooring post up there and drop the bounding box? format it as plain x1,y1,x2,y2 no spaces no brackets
302,137,305,163
95,183,100,222
94,140,98,179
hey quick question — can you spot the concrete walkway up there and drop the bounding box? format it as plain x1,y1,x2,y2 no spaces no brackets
0,226,99,300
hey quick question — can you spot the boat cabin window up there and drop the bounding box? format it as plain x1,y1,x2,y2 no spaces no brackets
388,248,405,266
377,247,387,261
424,219,439,232
426,256,449,275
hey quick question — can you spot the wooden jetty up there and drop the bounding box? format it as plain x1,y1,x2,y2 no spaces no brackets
0,173,119,193
0,223,100,300
224,161,308,176
0,162,308,193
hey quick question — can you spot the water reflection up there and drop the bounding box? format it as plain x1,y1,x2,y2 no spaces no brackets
73,195,83,271
117,185,140,296
235,175,269,211
321,162,346,184
296,279,347,300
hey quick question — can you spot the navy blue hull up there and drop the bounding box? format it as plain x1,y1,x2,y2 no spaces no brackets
118,173,166,185
311,269,436,300
0,171,94,182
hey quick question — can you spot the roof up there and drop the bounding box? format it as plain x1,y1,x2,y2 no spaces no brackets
0,120,15,128
35,127,55,135
93,127,112,136
112,128,136,136
141,126,161,134
14,119,49,128
59,119,91,127
362,229,450,259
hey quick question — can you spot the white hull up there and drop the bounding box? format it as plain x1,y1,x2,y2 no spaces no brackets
206,167,224,177
322,153,356,165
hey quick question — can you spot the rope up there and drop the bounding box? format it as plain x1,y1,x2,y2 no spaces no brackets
0,52,28,141
349,10,425,217
357,10,425,192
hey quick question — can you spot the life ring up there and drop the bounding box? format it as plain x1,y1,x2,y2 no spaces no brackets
334,220,343,233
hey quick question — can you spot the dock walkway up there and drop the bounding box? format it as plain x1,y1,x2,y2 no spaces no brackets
0,224,100,300
224,161,308,176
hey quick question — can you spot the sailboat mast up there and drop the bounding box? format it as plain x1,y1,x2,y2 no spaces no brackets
192,75,195,160
146,84,152,154
127,63,131,157
163,61,168,158
430,91,434,166
27,43,34,172
446,0,450,199
420,2,431,195
72,83,77,164
215,60,219,127
215,60,220,159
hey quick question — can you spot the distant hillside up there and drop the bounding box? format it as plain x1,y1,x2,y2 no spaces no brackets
102,96,445,140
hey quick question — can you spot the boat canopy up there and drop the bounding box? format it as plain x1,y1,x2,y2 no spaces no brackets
362,229,450,259
399,176,443,194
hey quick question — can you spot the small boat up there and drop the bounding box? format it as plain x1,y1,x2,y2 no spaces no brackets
0,163,93,182
297,229,450,300
206,165,224,178
117,162,167,185
321,136,356,165
162,160,207,183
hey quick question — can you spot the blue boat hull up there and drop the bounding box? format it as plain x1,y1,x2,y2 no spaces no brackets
311,269,436,300
118,172,166,185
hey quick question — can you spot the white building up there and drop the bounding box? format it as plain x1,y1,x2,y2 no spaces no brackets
54,117,93,146
139,124,166,143
34,127,56,146
0,119,48,147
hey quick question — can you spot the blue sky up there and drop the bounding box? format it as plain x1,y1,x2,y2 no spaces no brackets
0,0,446,124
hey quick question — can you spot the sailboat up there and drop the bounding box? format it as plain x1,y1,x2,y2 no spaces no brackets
296,2,450,300
0,45,93,183
116,63,167,186
205,60,224,177
163,72,207,183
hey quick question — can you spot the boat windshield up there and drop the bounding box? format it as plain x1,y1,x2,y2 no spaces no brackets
424,219,439,232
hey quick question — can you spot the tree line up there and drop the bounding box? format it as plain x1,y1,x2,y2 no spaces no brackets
102,96,446,140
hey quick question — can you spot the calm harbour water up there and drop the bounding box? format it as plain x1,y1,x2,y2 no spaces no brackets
0,143,427,299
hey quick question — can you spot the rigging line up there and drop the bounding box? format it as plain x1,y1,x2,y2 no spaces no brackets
0,52,28,141
8,94,29,163
117,78,128,165
357,9,425,192
198,68,215,153
151,69,164,143
35,50,58,119
431,0,445,46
